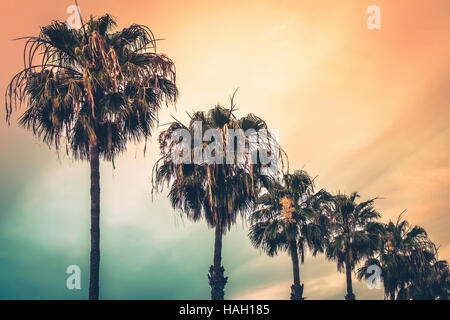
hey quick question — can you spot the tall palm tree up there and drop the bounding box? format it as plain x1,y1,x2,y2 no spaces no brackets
358,215,449,300
153,102,281,299
5,14,177,299
325,192,380,300
249,171,331,300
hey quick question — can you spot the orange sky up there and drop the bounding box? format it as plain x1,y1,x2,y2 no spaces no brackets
1,0,449,299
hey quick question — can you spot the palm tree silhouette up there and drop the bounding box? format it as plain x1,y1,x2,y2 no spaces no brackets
325,192,380,300
249,171,330,300
5,14,177,299
358,214,450,300
153,101,280,299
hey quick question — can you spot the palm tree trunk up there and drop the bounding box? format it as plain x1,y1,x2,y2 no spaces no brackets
289,241,304,300
390,290,396,300
89,139,100,300
344,262,355,300
213,224,222,268
208,224,228,300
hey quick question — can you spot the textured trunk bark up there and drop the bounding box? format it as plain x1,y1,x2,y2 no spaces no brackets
89,139,100,300
290,241,304,300
344,262,355,300
390,290,396,300
213,224,223,269
291,241,300,286
208,224,227,300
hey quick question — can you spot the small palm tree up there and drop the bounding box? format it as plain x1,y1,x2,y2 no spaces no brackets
403,248,450,300
249,171,330,300
5,14,177,299
325,192,380,300
419,259,450,300
153,101,280,299
358,215,450,300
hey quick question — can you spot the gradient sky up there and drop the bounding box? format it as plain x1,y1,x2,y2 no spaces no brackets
0,0,449,299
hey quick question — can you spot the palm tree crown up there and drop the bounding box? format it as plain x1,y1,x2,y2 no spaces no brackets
6,14,177,160
154,104,274,229
358,214,450,300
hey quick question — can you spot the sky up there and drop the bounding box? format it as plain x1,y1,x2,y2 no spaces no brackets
0,0,449,299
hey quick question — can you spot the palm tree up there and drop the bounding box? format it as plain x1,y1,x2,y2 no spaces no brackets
153,101,281,299
419,259,450,300
249,171,331,300
5,14,177,299
358,214,450,300
402,248,450,300
325,192,380,300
